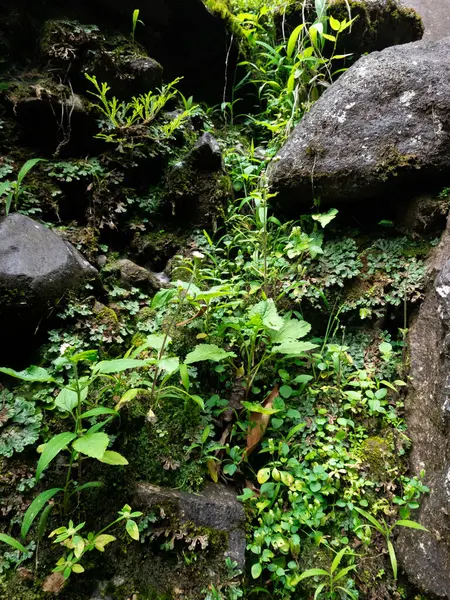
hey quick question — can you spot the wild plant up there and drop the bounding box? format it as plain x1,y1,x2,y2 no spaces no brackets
0,158,43,216
131,9,144,42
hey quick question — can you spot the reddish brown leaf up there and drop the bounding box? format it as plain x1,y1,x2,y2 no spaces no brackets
246,385,279,455
42,572,65,594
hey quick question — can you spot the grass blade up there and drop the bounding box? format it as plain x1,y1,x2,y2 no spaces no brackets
21,488,62,539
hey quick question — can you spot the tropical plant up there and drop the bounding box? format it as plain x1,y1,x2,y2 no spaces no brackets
354,506,429,580
131,8,144,41
0,158,43,216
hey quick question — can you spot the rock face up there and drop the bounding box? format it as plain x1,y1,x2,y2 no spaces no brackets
114,259,162,293
395,217,450,598
134,482,246,569
165,132,231,230
408,0,450,40
0,214,97,361
269,36,450,209
276,0,423,56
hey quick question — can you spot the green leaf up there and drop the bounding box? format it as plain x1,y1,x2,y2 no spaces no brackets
329,14,341,30
249,299,283,330
331,547,348,574
93,359,150,374
180,363,190,392
314,583,326,599
131,334,168,357
157,356,179,374
241,401,280,415
395,520,429,531
36,432,77,480
333,564,357,582
21,488,62,539
0,366,54,382
74,481,103,493
387,539,397,580
185,344,236,365
72,432,109,459
269,319,311,344
295,568,329,582
271,341,318,355
151,288,176,310
287,23,305,57
115,388,148,410
353,507,385,534
98,450,129,466
0,534,27,553
17,158,43,186
55,383,89,413
126,519,139,541
80,407,118,418
311,208,338,228
251,562,262,579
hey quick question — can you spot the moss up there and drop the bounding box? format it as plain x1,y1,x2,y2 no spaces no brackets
358,435,395,481
375,146,420,182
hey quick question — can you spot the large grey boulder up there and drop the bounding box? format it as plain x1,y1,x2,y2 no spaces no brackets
0,214,97,360
395,217,450,598
408,0,450,40
269,36,450,209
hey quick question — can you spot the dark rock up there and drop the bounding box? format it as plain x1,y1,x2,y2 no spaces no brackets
268,36,450,210
396,216,450,598
190,132,223,171
114,258,162,292
40,20,163,98
5,78,98,156
134,482,246,568
275,0,423,57
165,133,231,230
0,213,98,363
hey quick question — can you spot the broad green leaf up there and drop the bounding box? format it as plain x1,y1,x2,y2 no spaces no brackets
287,23,305,58
0,534,27,553
93,358,150,374
115,388,147,410
395,520,429,531
36,432,77,480
72,432,109,459
271,341,318,355
269,319,311,344
126,519,139,540
311,208,338,228
387,539,397,580
71,350,98,363
55,382,89,413
322,32,336,42
249,299,283,330
251,562,262,579
21,487,62,539
151,288,177,309
157,356,179,374
185,344,236,365
98,450,129,465
131,334,168,357
80,407,118,418
0,365,54,382
72,564,85,574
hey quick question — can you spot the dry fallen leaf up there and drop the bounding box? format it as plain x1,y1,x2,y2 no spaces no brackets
246,385,279,455
42,572,65,594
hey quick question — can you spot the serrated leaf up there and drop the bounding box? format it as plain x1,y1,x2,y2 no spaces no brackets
185,344,236,365
271,341,318,355
55,383,89,413
98,450,128,466
36,432,77,480
0,366,54,382
269,318,311,344
249,299,283,330
72,432,109,459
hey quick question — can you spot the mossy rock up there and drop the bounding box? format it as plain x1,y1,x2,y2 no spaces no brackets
358,435,395,481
